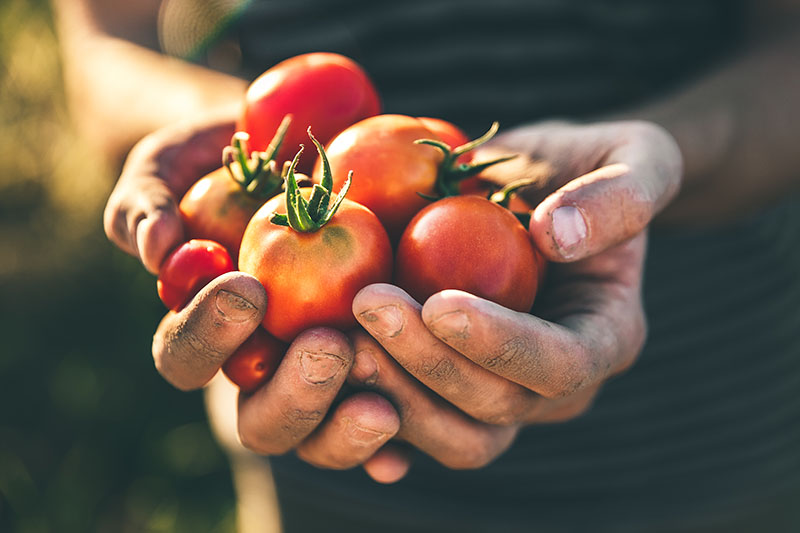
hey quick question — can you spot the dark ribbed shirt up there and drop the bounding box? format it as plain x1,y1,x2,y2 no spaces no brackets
160,1,800,530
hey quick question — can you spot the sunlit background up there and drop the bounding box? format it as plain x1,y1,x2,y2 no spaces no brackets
0,1,237,531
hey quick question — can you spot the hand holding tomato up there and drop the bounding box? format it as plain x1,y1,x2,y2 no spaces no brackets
104,116,404,484
350,120,682,472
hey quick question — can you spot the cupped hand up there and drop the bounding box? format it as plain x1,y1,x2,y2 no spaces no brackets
155,277,402,480
105,119,403,482
348,120,681,473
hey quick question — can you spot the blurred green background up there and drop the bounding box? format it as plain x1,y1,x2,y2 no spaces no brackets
0,1,237,531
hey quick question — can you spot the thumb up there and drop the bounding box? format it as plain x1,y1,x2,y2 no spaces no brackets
152,271,267,391
530,123,682,262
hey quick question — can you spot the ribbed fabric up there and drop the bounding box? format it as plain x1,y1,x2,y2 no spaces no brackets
160,1,800,530
229,0,742,134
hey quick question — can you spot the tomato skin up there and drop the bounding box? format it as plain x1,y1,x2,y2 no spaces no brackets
179,165,265,262
238,190,392,342
157,240,234,311
238,53,381,173
222,328,287,393
394,196,541,312
314,114,443,239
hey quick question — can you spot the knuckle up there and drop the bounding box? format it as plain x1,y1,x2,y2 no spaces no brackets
540,344,593,399
481,335,530,373
238,406,324,456
278,406,324,442
470,392,527,427
152,316,228,391
169,321,227,367
418,356,457,382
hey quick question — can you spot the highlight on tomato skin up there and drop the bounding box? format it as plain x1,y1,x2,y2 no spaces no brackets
156,239,235,311
222,328,287,393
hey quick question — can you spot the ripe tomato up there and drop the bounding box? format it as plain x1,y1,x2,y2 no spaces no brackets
180,122,294,261
238,53,381,173
222,328,287,393
314,114,443,239
394,196,542,312
179,165,265,261
316,116,514,239
239,136,392,341
157,239,234,311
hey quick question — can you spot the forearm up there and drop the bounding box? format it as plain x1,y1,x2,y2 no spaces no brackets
636,22,800,226
54,0,247,164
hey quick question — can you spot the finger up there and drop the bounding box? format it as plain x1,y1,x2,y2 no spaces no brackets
237,328,354,456
348,330,517,470
353,284,543,425
104,119,236,273
362,443,413,484
296,392,400,469
421,285,644,399
530,121,682,262
153,271,267,390
104,175,184,274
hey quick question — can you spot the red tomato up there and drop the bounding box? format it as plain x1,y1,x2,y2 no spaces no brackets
222,328,287,393
238,53,381,173
314,114,443,239
240,190,392,341
394,196,542,312
179,165,266,262
239,134,393,341
179,123,295,261
157,239,234,311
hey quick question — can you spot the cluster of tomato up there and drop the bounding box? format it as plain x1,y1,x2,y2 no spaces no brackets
155,53,545,393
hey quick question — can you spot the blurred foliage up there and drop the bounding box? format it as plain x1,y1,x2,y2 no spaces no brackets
0,1,236,531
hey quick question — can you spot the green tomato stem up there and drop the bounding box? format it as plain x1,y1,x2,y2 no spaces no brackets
489,177,539,208
272,129,353,232
222,115,293,200
415,121,518,200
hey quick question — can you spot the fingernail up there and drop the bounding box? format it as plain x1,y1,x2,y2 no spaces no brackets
344,417,385,445
351,350,379,385
359,305,404,337
552,206,587,257
299,351,345,384
215,290,258,322
427,310,470,339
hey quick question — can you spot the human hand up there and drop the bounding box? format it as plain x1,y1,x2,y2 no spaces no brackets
104,119,403,481
349,120,681,473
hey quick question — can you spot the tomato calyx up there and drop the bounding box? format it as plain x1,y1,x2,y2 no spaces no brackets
223,114,292,200
486,177,540,227
270,128,353,232
415,121,517,199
